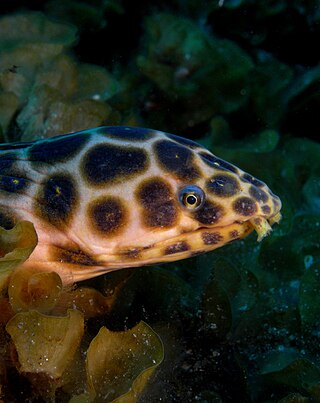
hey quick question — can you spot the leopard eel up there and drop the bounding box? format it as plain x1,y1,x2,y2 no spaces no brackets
0,126,281,285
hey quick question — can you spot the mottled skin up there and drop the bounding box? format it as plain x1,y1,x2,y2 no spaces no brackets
0,126,281,284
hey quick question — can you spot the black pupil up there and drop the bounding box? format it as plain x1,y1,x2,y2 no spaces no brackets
186,194,197,205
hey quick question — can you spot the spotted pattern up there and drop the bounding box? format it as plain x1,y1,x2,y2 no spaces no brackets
0,208,16,230
254,217,262,226
229,230,240,239
199,152,238,174
202,232,223,245
0,152,17,174
193,200,224,225
0,126,281,280
88,196,127,236
82,144,148,185
154,140,200,181
233,197,257,216
241,173,264,188
52,247,98,266
261,205,271,215
121,248,141,259
35,174,78,227
29,134,89,165
273,197,281,207
0,153,30,194
136,177,178,228
207,174,240,197
249,186,269,204
0,174,29,193
100,126,155,141
165,241,190,255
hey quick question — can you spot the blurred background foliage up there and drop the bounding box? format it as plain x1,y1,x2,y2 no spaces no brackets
0,0,319,401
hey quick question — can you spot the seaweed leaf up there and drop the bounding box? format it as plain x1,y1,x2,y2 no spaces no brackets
0,221,37,292
86,322,164,402
6,309,84,378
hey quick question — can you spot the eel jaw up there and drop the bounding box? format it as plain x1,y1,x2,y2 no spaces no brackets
95,213,282,266
249,212,282,242
20,214,282,286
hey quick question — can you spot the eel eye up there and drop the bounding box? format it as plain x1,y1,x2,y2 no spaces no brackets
179,185,205,211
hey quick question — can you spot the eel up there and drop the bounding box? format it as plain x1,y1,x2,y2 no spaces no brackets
0,126,282,284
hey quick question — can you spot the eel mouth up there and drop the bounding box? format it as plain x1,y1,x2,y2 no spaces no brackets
96,212,282,268
22,212,282,285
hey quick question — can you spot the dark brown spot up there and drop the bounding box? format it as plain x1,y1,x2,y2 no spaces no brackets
199,152,238,173
154,140,200,181
121,248,141,259
229,230,240,239
52,246,98,266
202,232,223,245
0,152,17,173
249,186,269,203
233,197,257,216
0,152,30,194
89,196,127,236
35,174,78,228
136,177,178,228
262,205,271,215
0,208,16,230
82,144,149,186
273,197,280,207
99,126,155,141
193,200,224,225
29,133,89,165
241,173,264,187
164,241,190,255
207,174,240,197
0,174,29,193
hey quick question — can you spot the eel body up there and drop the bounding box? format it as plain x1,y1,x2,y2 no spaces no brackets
0,126,281,284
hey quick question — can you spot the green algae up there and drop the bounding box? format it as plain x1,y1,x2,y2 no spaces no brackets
137,13,254,128
0,12,120,142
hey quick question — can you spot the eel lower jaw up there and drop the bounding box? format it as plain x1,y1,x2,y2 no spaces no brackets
95,220,255,265
20,214,281,286
95,214,282,264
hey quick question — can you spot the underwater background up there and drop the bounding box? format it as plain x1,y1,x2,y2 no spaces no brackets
0,1,319,402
